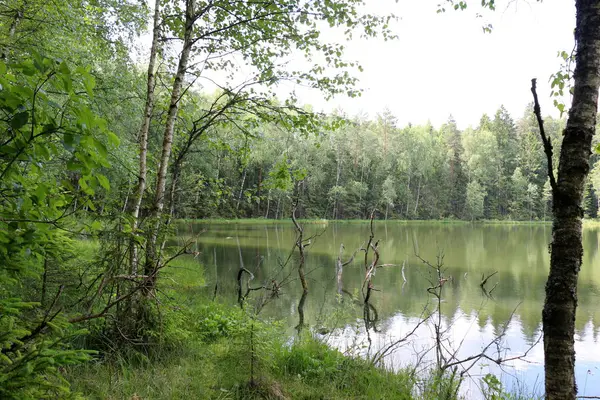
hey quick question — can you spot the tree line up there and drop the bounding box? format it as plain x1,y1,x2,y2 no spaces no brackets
165,104,600,221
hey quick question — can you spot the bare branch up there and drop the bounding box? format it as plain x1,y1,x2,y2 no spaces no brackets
531,78,557,193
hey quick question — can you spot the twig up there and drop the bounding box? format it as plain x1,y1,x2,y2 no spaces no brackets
371,310,432,365
480,271,498,288
531,78,557,193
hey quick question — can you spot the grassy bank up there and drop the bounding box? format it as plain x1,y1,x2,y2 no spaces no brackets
67,320,417,399
177,217,556,225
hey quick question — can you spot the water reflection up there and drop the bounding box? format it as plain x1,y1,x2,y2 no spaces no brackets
178,222,600,397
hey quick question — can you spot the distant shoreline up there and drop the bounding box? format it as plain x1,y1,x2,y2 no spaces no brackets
176,218,567,225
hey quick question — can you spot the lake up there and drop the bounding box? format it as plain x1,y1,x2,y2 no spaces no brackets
177,221,600,398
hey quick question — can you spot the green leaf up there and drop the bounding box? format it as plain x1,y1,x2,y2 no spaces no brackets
63,133,75,152
78,177,95,196
66,159,80,171
10,112,29,130
35,184,48,203
106,131,120,147
92,138,108,159
90,220,102,231
96,174,110,190
58,61,71,75
61,74,73,93
83,74,96,97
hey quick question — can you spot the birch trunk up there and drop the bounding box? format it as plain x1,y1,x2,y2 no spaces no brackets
333,149,341,219
543,2,600,399
265,189,271,218
129,0,161,275
405,174,411,216
145,0,196,282
236,167,247,210
413,177,421,216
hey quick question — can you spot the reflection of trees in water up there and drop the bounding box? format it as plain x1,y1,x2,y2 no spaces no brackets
180,223,600,338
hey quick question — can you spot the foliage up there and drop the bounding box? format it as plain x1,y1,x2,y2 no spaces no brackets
466,180,485,220
480,373,542,400
171,105,580,222
0,53,112,397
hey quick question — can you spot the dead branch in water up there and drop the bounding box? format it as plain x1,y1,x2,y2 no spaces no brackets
336,243,360,296
480,271,499,298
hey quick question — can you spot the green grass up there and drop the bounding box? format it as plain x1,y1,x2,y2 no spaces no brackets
583,218,600,227
66,304,418,400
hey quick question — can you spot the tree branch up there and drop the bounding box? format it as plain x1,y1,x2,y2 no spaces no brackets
531,78,557,193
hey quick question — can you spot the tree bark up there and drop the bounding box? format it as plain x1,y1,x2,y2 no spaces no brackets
129,0,161,275
543,2,600,399
145,0,196,283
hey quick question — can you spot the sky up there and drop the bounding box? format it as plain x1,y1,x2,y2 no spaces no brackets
136,0,577,130
285,0,577,129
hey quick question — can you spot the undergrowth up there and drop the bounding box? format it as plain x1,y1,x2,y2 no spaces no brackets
66,302,416,399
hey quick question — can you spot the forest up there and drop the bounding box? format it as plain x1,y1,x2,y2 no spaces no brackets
171,105,600,221
1,0,599,399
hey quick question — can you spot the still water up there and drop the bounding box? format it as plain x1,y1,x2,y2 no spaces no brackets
178,222,600,398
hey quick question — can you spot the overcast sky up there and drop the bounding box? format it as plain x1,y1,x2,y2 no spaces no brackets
287,0,576,129
138,1,577,130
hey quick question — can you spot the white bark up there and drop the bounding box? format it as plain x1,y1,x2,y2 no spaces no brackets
146,0,196,275
130,0,161,274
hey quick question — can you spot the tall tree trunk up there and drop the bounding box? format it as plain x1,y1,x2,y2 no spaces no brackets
168,161,182,221
543,2,600,399
129,0,161,275
145,0,196,284
265,189,271,218
333,150,341,219
236,167,247,211
8,8,22,38
159,163,181,254
256,166,262,215
413,177,421,216
2,6,23,60
405,173,411,216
